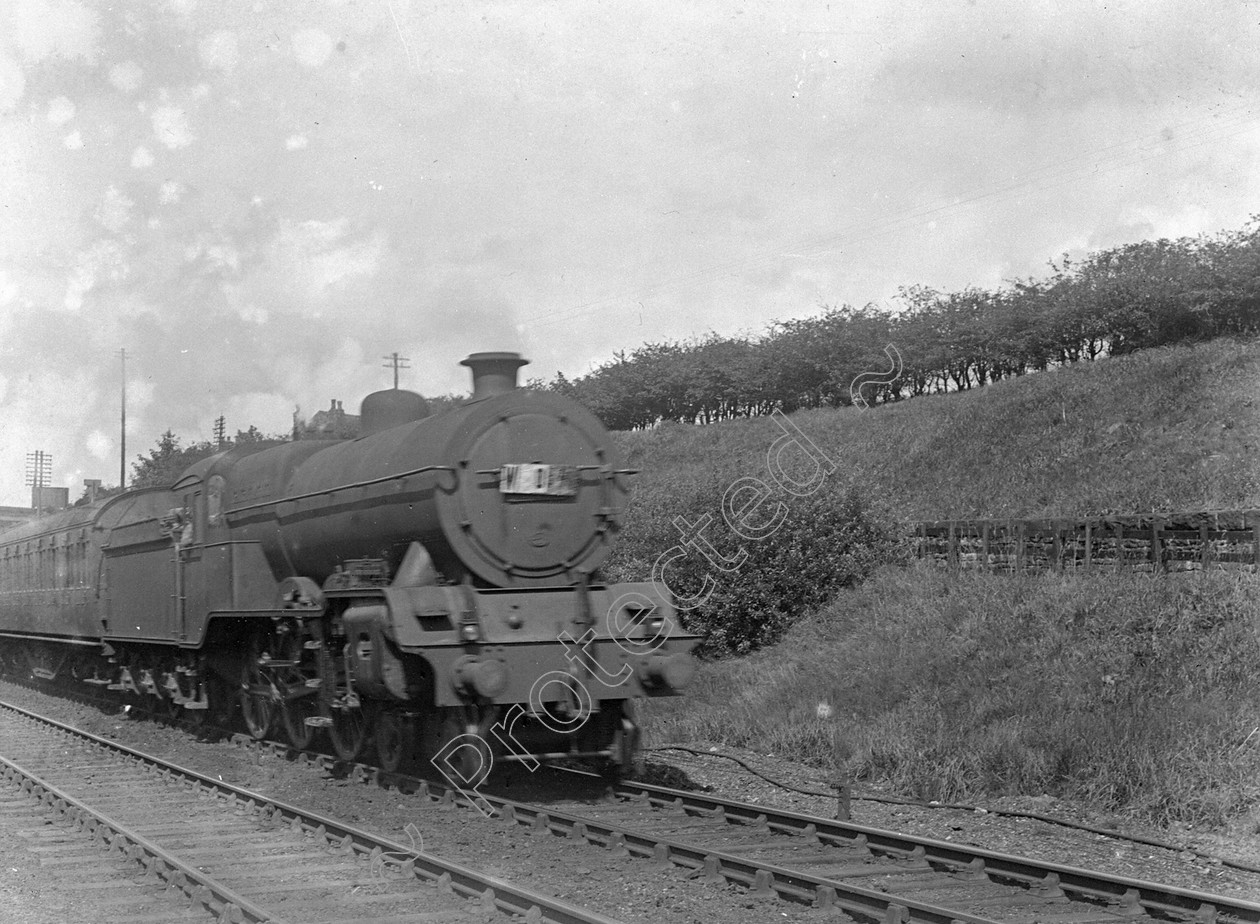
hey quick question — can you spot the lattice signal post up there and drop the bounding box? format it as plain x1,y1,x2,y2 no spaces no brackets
25,450,51,516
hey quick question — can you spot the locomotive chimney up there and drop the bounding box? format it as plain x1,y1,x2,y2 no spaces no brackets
461,352,529,399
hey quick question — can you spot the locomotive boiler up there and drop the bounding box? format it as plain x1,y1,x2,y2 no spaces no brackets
0,352,697,779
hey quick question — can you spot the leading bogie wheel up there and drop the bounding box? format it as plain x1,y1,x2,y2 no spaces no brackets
375,709,415,773
329,702,372,762
429,707,492,788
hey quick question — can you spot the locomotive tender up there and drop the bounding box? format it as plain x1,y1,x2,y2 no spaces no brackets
0,352,696,776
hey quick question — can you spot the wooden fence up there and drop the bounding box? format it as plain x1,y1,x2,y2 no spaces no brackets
914,511,1260,573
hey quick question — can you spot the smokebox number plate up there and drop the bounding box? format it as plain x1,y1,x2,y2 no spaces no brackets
499,464,578,496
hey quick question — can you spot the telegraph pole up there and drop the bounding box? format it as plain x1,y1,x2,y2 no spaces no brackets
382,352,411,389
119,348,127,488
213,415,226,448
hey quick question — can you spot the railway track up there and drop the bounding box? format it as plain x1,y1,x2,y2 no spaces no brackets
1,769,220,923
591,779,1260,924
6,678,1260,924
226,731,1260,924
0,697,620,924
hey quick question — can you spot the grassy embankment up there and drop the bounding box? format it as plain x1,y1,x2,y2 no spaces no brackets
614,337,1260,829
610,336,1260,526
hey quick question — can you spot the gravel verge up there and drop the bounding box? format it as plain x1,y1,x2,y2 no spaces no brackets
640,742,1260,901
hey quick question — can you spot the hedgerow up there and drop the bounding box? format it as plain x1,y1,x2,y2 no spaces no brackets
605,465,908,656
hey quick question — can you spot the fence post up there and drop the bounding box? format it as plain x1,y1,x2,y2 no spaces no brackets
1016,521,1025,571
1084,519,1092,572
1200,524,1211,570
981,522,990,571
1115,522,1125,571
1150,523,1164,573
1052,526,1063,571
1252,522,1259,572
948,521,958,571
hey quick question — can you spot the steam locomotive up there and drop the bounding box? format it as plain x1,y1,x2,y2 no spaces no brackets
0,352,696,779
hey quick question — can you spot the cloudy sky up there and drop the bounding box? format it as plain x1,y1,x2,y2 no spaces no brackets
1,0,1258,506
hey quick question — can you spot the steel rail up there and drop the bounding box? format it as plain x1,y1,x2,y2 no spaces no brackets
1,754,283,924
8,676,1258,924
490,797,998,924
234,732,1260,924
612,779,1260,924
228,736,1006,924
0,698,623,924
